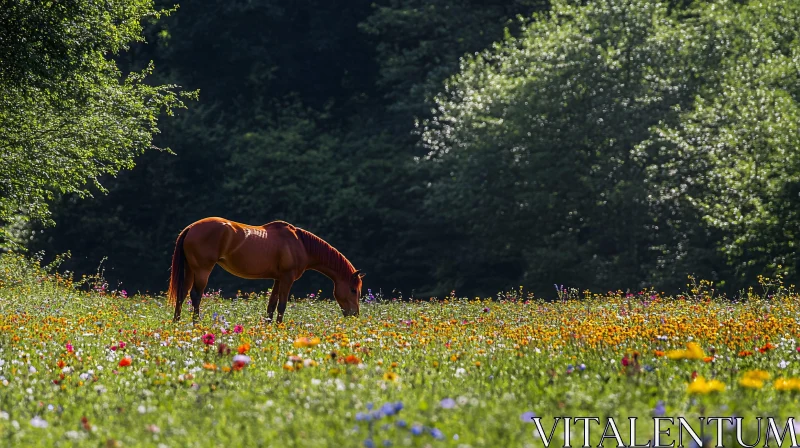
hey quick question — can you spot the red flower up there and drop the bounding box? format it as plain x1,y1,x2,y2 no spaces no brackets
759,343,776,353
233,325,244,334
344,354,361,365
621,355,630,367
119,357,132,367
202,333,216,346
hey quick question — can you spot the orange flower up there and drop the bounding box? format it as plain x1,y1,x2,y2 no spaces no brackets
654,350,665,357
759,343,776,353
739,350,754,357
703,356,714,363
57,360,66,368
118,357,132,367
237,343,250,354
344,354,361,365
203,363,217,370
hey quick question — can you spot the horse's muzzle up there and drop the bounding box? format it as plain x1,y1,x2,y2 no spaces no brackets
342,309,359,317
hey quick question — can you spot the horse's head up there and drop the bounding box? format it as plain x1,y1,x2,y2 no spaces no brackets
335,270,365,317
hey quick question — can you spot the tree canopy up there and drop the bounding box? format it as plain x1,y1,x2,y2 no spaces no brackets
0,0,193,245
6,0,799,298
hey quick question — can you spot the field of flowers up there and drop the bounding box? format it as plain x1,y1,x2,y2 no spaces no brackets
1,253,800,447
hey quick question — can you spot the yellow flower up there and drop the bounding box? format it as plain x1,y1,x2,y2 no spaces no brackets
293,337,321,348
383,371,399,382
667,342,706,360
738,377,764,389
742,370,770,381
774,378,800,392
687,376,725,394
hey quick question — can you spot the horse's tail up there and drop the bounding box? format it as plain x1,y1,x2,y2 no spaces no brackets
167,227,190,308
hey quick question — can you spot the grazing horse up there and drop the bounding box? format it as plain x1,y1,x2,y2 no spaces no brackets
167,217,365,324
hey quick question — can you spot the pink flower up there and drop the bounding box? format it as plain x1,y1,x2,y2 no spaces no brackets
233,325,244,334
110,345,118,351
221,328,229,335
202,333,215,346
65,343,74,353
621,355,630,367
118,341,126,349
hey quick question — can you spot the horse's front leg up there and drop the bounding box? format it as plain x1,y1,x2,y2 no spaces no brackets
266,280,281,323
275,278,295,324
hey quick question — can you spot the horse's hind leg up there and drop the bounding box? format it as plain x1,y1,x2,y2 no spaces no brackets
190,270,211,325
173,269,194,322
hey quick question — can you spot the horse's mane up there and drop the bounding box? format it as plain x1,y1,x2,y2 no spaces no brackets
296,228,355,278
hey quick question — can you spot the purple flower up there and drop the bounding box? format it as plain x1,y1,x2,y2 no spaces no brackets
520,411,536,423
653,401,666,417
483,307,490,313
578,364,586,371
380,403,396,416
439,398,456,409
363,439,375,448
411,424,423,436
430,428,444,440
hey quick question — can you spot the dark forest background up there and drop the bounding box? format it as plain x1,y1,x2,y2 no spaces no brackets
10,0,800,299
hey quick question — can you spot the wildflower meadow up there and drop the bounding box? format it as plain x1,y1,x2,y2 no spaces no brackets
1,253,800,447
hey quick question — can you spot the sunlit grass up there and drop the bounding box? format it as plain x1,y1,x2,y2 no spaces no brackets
1,253,799,447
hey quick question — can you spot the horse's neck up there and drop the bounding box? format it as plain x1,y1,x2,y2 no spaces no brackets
308,261,349,284
299,232,352,283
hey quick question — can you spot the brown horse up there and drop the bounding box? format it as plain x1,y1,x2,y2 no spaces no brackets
167,217,365,324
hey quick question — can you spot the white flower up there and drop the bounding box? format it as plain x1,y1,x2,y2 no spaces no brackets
64,430,85,440
266,371,275,378
779,360,790,369
455,368,466,377
28,366,37,374
233,355,251,365
30,415,48,428
0,411,8,420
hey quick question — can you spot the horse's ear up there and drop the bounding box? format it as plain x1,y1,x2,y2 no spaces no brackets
354,270,366,279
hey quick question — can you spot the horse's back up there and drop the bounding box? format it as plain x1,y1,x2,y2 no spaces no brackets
183,217,304,279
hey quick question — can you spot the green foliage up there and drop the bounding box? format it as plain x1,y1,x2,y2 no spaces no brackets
421,0,800,293
644,0,800,284
0,0,194,241
13,0,800,297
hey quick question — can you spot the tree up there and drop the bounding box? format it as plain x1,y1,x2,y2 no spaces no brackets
0,0,193,245
644,0,800,287
419,0,718,294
